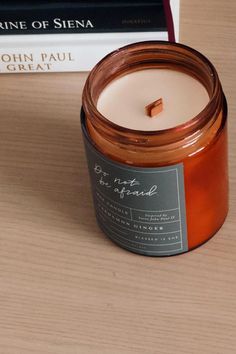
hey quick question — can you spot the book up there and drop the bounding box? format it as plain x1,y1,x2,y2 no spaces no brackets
0,0,167,35
0,0,179,73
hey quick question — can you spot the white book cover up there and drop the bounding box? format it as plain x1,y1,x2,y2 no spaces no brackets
0,0,180,74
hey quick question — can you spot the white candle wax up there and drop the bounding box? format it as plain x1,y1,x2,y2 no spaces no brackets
97,69,209,131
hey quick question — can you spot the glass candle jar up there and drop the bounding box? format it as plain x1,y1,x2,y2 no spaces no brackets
81,41,228,256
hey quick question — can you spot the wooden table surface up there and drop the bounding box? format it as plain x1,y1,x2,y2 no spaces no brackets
1,1,236,353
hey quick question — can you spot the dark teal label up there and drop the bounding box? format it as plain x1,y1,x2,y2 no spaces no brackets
82,120,188,256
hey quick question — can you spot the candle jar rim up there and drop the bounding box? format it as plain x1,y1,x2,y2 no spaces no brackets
82,41,223,147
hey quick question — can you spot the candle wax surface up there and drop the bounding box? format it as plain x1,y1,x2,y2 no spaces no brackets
97,69,209,131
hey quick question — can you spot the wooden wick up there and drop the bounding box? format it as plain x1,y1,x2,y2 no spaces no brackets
145,98,163,117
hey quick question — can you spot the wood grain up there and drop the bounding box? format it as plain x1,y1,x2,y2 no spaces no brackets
0,1,236,353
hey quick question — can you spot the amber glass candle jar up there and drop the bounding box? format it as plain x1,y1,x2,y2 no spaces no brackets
81,41,228,256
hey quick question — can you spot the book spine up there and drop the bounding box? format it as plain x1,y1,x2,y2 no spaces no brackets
0,31,170,73
0,1,167,35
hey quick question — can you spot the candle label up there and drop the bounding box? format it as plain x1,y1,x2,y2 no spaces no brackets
82,125,188,256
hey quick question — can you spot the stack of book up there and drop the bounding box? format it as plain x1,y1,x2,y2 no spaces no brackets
0,0,180,73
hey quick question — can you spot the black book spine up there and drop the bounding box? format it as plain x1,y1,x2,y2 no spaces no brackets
0,1,167,35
